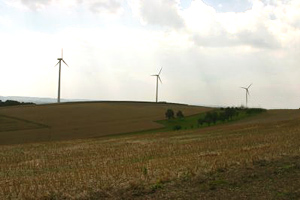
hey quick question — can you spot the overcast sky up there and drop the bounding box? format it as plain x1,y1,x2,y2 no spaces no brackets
0,0,300,109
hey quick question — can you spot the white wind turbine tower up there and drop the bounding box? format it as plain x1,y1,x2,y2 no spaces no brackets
54,49,69,103
151,68,163,103
241,83,252,107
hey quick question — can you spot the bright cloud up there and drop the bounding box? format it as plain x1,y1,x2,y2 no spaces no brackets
128,0,185,28
4,0,124,15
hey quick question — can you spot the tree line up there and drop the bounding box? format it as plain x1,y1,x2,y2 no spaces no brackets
0,100,34,107
198,107,265,126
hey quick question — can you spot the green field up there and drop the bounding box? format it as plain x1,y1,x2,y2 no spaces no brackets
0,103,299,199
156,108,265,132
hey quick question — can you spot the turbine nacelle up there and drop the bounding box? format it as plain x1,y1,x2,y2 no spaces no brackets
241,83,253,107
151,75,162,83
151,67,163,83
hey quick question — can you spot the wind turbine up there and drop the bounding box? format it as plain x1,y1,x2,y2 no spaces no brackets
151,68,163,103
241,83,252,107
54,49,69,103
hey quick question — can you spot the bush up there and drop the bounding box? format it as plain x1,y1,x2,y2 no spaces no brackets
173,125,182,131
246,108,266,115
165,109,175,120
198,118,205,126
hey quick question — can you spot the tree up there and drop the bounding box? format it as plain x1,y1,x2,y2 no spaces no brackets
225,107,235,120
204,112,213,126
211,111,218,124
219,112,227,122
176,110,184,119
165,109,175,120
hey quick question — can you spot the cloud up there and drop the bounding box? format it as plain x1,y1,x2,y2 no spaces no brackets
128,0,185,29
181,0,290,49
20,0,51,10
3,0,51,11
82,0,124,15
182,0,217,33
191,22,280,49
236,24,280,49
21,0,50,10
6,0,124,15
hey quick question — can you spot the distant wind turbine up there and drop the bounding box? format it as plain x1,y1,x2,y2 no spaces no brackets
241,83,252,107
151,68,163,103
54,49,69,103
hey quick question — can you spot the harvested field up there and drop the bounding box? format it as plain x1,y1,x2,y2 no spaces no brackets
0,102,211,145
0,107,299,199
0,115,48,132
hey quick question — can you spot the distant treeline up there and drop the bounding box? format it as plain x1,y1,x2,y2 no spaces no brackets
198,107,266,126
0,100,34,107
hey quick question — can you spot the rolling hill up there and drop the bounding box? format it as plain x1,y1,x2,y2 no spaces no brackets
0,101,211,145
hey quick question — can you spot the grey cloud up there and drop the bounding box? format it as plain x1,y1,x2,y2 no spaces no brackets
237,26,280,49
290,20,300,29
19,0,122,14
20,0,51,10
192,21,236,47
192,32,236,48
192,23,280,49
137,0,185,29
87,0,122,14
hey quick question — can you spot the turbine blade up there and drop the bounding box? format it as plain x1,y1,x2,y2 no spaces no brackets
241,87,247,90
158,76,162,84
54,61,60,67
248,83,252,89
158,67,163,75
62,59,69,67
151,74,157,76
61,48,63,59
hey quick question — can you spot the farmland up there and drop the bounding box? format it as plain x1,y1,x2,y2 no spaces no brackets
0,103,299,199
0,102,210,145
